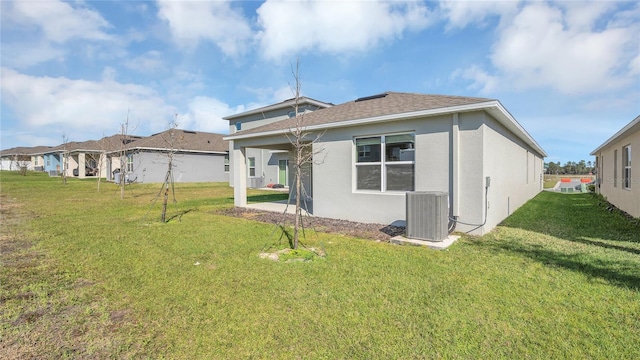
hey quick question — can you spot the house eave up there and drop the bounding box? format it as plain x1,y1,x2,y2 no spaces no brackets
223,101,547,157
222,98,332,121
590,115,640,155
108,146,227,155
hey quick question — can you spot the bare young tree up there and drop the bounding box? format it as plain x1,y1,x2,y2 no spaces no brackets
283,59,326,249
12,152,30,176
118,111,136,199
61,133,69,185
93,136,107,192
160,116,180,223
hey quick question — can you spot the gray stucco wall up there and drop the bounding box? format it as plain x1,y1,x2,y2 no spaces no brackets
311,111,543,235
480,113,544,234
130,151,228,183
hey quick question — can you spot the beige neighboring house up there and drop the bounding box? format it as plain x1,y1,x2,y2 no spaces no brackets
225,92,547,235
590,115,640,218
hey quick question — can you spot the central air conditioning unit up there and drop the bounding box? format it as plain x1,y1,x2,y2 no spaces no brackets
249,177,264,189
406,191,449,241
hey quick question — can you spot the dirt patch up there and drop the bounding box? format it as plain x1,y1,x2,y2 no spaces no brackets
0,195,140,359
216,207,406,242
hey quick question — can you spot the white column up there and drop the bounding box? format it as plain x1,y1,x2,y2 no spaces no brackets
78,153,86,178
233,145,247,207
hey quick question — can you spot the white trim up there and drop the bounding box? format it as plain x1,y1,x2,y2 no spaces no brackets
623,144,631,190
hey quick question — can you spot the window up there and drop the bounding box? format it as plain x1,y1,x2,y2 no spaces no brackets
355,133,415,192
224,154,229,173
126,154,134,172
623,145,631,189
248,157,256,177
34,157,39,166
46,156,50,166
614,149,618,188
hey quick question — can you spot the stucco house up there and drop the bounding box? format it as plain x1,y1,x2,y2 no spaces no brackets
0,146,51,171
106,129,229,183
223,96,333,189
590,115,639,218
224,92,546,235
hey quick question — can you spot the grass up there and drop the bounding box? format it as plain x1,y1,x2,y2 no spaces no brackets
1,171,639,358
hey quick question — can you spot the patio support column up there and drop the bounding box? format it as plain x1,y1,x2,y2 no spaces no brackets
78,153,86,178
233,144,247,207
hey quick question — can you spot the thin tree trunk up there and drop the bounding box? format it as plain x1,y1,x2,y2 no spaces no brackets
162,186,169,223
294,154,301,249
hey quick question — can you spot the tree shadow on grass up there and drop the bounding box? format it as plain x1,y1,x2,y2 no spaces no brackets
480,192,640,291
480,240,640,291
500,192,640,248
232,193,290,204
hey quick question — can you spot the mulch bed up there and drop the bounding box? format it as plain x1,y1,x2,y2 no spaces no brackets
216,207,406,242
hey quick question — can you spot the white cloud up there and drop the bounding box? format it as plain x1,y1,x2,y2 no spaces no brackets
6,0,111,43
256,0,434,60
0,68,175,137
450,1,639,95
179,97,245,134
439,0,520,30
156,0,252,56
124,51,166,73
452,65,499,94
491,2,635,94
0,41,66,69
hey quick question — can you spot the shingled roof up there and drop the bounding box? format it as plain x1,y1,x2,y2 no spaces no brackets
124,129,228,154
226,92,493,138
225,91,547,157
0,146,55,156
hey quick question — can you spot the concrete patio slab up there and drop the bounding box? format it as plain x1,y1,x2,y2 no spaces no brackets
390,234,461,250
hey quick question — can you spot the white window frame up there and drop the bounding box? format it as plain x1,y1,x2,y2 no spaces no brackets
224,154,229,173
248,157,256,177
614,149,618,188
126,154,134,172
623,145,631,190
354,132,415,193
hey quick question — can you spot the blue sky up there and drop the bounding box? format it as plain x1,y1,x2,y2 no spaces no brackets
1,0,638,164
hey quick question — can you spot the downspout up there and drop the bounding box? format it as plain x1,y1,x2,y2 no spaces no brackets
449,113,460,233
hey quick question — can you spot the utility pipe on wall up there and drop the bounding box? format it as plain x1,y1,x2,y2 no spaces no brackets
452,113,460,217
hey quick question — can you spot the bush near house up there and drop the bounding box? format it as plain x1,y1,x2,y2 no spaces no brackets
1,171,638,359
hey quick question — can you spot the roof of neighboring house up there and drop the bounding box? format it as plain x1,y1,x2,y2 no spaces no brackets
222,96,334,120
123,129,228,154
0,146,55,157
225,92,547,157
590,115,640,155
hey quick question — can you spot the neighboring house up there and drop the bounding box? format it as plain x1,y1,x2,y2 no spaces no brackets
223,96,333,189
225,92,547,235
0,146,52,171
106,129,229,183
590,115,640,218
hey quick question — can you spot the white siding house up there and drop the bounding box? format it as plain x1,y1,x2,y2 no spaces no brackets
225,92,547,235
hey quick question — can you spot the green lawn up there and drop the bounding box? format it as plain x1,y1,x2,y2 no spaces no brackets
1,171,639,358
